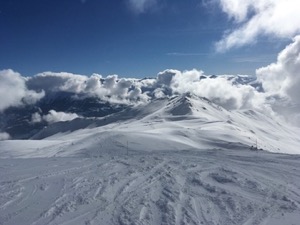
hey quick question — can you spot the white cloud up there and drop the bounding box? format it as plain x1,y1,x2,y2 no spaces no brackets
129,87,142,100
42,110,79,124
31,110,79,124
23,69,265,111
127,0,157,14
31,112,43,123
0,132,10,141
256,36,300,126
216,0,300,51
0,69,44,112
4,62,298,126
0,68,273,115
256,36,300,103
27,72,88,93
160,69,264,110
26,72,150,104
85,74,102,92
157,69,179,87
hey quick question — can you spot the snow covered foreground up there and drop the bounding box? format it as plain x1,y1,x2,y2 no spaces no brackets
1,149,300,225
1,94,300,225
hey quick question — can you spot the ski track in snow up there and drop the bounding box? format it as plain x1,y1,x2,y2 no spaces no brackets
1,149,300,225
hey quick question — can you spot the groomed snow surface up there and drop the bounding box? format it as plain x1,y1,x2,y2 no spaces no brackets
1,94,300,225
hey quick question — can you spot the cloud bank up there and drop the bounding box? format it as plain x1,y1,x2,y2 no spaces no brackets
216,0,300,51
0,70,44,112
1,37,300,126
26,72,150,104
156,69,263,110
32,110,79,124
1,68,262,113
256,35,300,126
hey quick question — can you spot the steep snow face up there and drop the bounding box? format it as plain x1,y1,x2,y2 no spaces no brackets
163,94,228,121
165,94,194,116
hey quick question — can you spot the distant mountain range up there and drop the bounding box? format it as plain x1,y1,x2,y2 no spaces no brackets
1,75,261,140
0,92,127,139
3,74,299,155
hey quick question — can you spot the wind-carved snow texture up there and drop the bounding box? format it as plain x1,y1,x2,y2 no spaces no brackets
0,150,300,225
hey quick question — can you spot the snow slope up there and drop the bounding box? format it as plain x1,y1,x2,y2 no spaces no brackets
1,150,300,225
0,94,300,225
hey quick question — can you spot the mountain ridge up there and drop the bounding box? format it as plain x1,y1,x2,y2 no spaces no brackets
1,93,299,157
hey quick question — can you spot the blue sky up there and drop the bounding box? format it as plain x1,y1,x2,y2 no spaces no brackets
0,0,293,77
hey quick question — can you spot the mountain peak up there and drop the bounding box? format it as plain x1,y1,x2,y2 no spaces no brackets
163,94,194,116
165,93,216,115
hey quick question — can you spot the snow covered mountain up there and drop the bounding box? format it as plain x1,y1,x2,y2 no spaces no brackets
2,93,299,158
1,92,300,225
0,73,262,140
1,80,300,225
